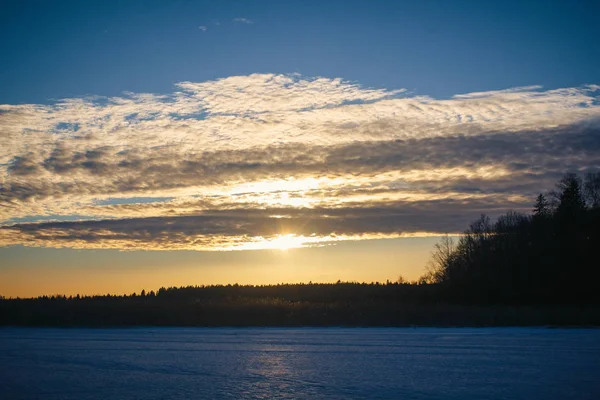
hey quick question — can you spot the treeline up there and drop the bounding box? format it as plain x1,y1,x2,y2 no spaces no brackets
1,282,598,326
423,172,600,306
0,282,442,327
1,172,599,327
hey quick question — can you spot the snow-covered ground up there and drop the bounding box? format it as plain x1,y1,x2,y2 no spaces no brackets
1,327,599,399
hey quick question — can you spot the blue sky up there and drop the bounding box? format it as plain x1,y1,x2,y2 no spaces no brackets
2,0,599,104
1,0,600,297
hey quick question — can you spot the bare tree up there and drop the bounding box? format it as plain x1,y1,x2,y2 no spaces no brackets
424,234,456,283
584,172,600,209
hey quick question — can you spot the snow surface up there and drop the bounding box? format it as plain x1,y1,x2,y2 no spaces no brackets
1,327,599,399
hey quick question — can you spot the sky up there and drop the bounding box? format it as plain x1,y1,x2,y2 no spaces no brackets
1,0,600,297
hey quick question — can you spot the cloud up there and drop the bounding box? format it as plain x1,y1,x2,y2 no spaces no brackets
1,74,599,250
0,198,520,251
233,17,254,24
198,26,207,32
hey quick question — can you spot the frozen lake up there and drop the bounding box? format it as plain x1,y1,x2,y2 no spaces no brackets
1,328,599,399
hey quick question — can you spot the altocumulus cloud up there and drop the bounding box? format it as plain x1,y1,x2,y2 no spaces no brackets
1,74,599,250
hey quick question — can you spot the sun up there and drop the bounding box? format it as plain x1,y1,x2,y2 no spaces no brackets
269,234,303,251
231,233,345,251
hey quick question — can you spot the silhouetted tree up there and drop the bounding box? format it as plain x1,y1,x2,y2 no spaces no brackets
424,172,600,305
533,193,550,217
556,173,586,217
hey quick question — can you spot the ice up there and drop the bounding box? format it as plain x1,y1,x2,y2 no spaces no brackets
1,327,599,399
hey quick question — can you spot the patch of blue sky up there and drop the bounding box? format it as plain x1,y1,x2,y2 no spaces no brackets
54,122,80,132
168,111,208,121
6,215,97,225
85,96,111,106
124,112,162,122
292,93,406,114
22,128,43,135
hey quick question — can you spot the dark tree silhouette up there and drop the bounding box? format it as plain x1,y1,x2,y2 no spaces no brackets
424,172,600,306
555,173,586,217
533,193,550,217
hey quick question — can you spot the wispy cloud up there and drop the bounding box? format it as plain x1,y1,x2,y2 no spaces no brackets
198,25,208,32
233,17,254,24
1,74,599,250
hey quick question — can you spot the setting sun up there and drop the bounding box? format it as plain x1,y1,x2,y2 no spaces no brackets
269,234,299,251
235,234,313,251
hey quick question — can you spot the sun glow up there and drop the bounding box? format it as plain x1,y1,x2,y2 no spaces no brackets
232,234,339,251
269,234,302,251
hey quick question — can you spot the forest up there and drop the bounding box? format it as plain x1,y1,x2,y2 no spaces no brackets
1,172,599,327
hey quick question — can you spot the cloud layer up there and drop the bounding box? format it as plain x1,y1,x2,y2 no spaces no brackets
1,74,599,250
